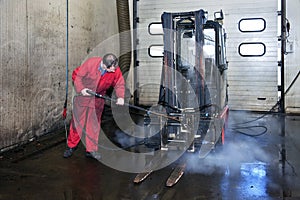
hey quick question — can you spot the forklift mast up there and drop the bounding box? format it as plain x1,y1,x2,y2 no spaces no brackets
145,9,228,156
159,9,227,113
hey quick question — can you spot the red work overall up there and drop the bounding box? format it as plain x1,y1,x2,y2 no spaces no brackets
67,57,125,152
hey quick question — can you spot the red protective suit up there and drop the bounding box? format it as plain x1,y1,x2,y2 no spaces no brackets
67,57,125,152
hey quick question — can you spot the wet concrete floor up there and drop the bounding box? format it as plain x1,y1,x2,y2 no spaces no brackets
1,110,300,200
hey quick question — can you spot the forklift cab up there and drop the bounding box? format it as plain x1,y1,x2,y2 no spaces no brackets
146,9,228,155
159,9,228,115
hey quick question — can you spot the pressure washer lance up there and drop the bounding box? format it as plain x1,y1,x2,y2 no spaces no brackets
86,90,180,122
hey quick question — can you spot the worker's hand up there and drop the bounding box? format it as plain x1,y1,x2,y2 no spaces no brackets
81,88,92,96
116,98,124,106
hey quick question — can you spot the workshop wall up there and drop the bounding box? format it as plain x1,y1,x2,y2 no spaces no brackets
0,0,119,150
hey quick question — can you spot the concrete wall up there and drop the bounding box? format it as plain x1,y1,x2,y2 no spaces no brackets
0,0,120,150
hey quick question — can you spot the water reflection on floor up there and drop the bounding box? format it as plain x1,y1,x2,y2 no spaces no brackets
0,111,300,199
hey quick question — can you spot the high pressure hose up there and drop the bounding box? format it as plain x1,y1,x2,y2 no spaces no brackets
63,0,69,146
63,0,69,120
116,0,132,75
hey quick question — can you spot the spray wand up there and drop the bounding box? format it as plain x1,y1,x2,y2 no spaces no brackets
86,90,180,122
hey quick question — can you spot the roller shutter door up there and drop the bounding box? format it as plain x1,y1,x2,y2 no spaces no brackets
134,0,278,111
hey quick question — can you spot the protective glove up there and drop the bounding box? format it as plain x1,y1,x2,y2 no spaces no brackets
116,98,124,105
81,88,92,96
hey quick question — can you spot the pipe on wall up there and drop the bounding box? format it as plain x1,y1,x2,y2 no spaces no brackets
116,0,132,75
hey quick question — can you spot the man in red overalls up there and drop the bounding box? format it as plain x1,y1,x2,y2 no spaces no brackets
63,53,125,160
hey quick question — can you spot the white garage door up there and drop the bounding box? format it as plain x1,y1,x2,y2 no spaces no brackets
134,0,278,111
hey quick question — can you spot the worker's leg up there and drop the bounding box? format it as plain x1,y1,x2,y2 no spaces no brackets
67,118,81,148
85,107,102,152
64,106,87,158
68,105,87,148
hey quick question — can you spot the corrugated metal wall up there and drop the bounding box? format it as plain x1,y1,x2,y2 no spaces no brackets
134,0,279,111
0,0,119,150
285,0,300,113
225,2,278,111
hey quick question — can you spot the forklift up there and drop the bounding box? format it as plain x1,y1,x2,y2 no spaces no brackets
134,9,229,186
144,9,229,157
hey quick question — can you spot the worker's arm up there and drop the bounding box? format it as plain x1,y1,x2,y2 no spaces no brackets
72,58,101,95
113,68,125,105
